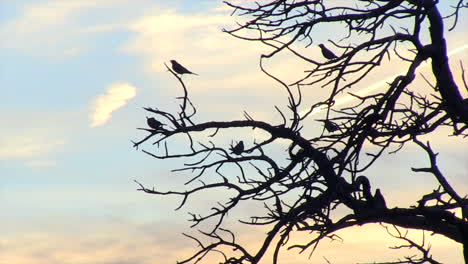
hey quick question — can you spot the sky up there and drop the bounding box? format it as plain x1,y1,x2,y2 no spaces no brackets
0,1,467,263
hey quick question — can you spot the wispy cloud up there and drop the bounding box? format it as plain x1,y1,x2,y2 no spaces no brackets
0,220,461,264
26,160,58,168
0,0,152,57
0,1,94,55
0,136,65,159
124,8,263,73
90,83,137,127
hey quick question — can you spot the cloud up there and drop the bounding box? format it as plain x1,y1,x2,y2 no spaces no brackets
124,7,265,74
0,220,194,264
0,221,462,264
90,83,137,127
26,160,58,168
0,0,154,57
122,5,287,120
0,1,94,55
0,136,65,159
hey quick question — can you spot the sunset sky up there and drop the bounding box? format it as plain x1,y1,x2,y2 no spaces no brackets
1,1,467,263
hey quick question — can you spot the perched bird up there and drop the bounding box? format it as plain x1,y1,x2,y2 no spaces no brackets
318,119,340,132
319,44,338,60
146,117,163,130
170,60,198,75
373,188,387,210
230,141,244,155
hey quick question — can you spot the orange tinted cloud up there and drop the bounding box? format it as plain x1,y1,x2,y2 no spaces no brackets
1,218,462,264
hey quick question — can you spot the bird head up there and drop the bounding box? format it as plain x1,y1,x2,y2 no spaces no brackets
319,44,325,48
170,60,176,64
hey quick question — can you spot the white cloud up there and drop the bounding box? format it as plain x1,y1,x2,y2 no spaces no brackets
122,5,283,119
0,0,152,57
124,7,265,73
0,1,92,53
90,83,137,127
26,160,58,168
0,136,65,159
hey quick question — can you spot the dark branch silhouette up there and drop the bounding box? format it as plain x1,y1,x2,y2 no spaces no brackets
133,1,468,263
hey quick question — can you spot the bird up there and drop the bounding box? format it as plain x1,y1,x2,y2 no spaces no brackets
318,119,340,132
230,141,244,155
170,60,198,75
373,188,387,210
146,117,163,130
319,44,338,60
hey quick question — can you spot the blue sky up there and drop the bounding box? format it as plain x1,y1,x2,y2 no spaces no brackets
0,1,467,263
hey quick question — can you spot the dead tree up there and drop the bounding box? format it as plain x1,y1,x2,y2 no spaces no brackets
133,1,468,263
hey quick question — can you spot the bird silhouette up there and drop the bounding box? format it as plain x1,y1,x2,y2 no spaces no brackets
146,117,163,130
170,60,198,75
373,189,387,209
319,44,338,60
318,119,340,132
230,141,244,155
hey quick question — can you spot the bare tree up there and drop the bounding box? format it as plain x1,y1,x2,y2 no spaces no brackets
133,0,468,263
